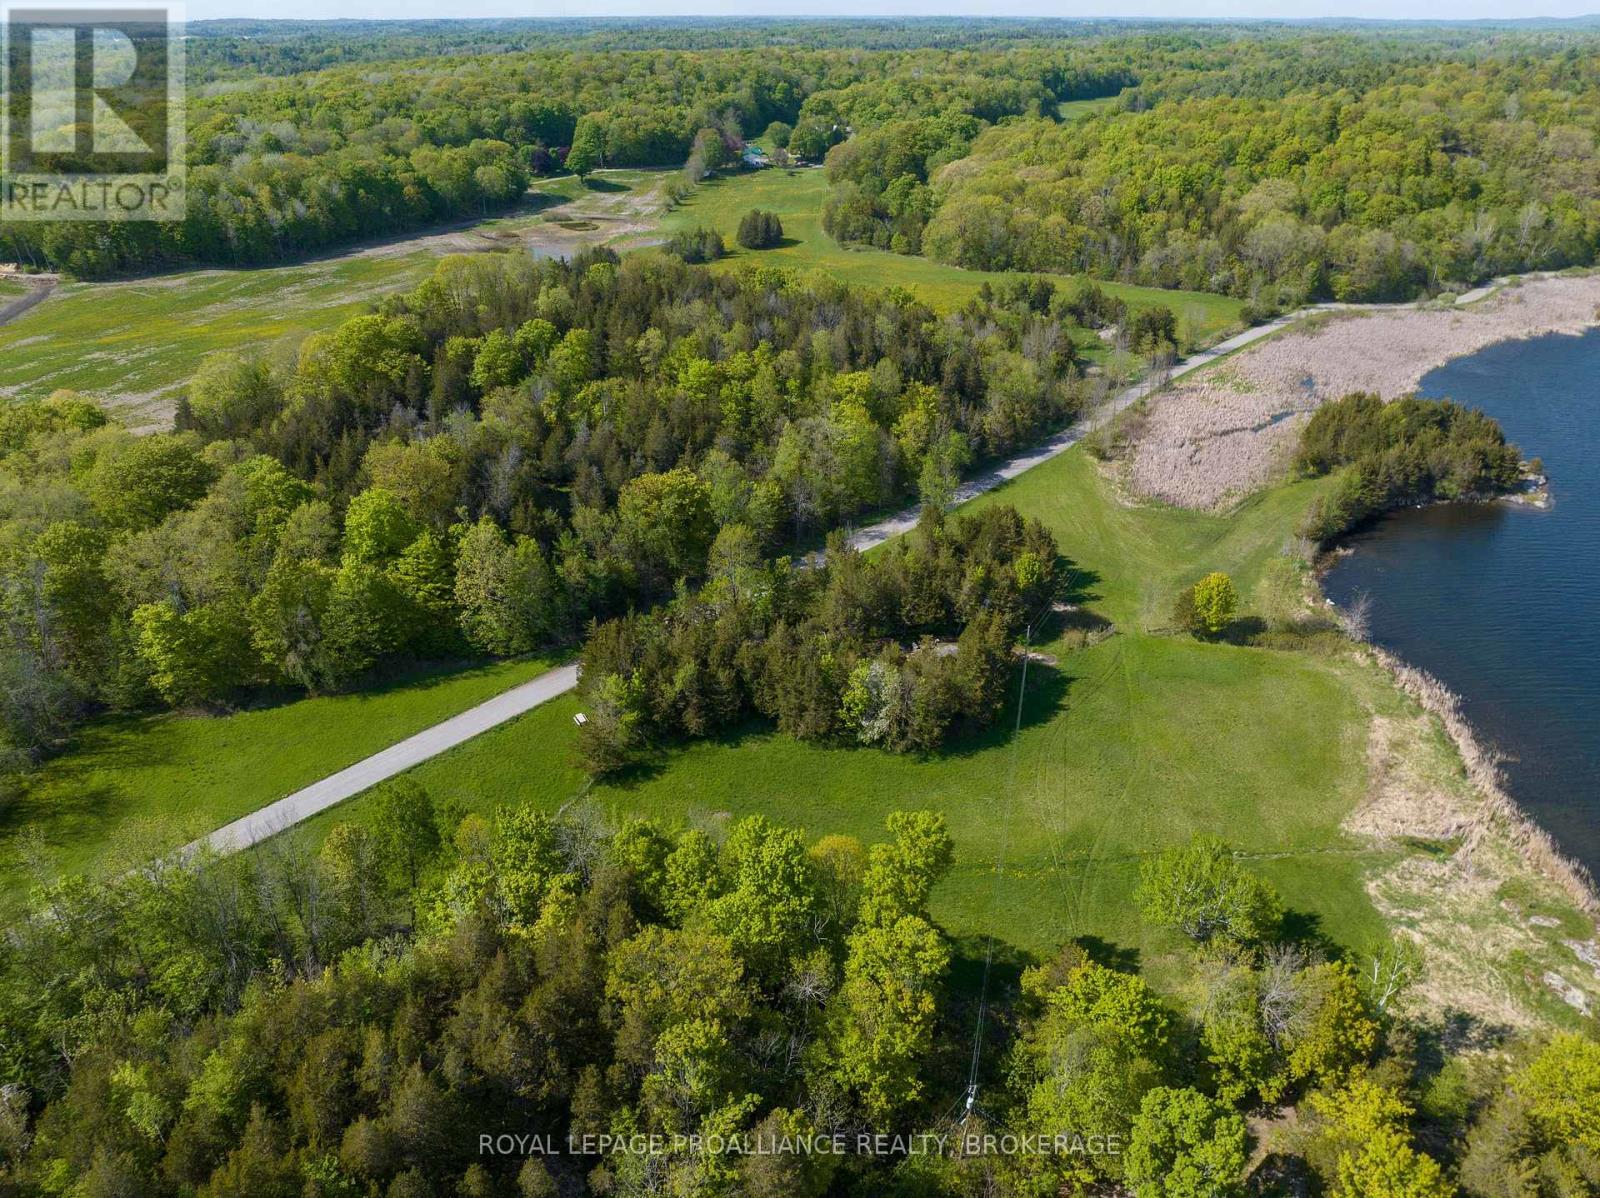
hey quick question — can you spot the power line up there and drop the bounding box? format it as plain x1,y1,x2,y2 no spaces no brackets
959,577,1067,1116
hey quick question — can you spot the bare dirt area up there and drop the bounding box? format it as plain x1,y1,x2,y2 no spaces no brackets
345,170,671,263
0,274,59,327
1130,273,1600,508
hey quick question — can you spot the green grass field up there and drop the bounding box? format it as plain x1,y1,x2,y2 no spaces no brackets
1057,96,1121,120
0,253,439,425
0,171,665,426
658,169,1247,341
0,655,557,915
3,168,1289,972
0,168,1243,429
290,448,1395,983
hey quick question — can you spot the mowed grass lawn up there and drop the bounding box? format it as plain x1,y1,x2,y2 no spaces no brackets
658,168,1247,341
298,449,1392,979
0,655,558,916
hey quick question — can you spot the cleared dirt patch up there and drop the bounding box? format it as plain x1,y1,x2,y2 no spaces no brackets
347,170,670,262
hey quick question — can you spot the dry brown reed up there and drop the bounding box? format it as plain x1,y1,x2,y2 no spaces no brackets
1132,274,1600,508
1372,646,1600,917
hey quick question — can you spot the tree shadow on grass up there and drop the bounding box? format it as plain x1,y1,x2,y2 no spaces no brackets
1047,606,1116,651
946,932,1032,1000
580,176,628,194
213,653,539,717
0,777,125,846
938,663,1074,761
517,190,573,217
1410,1009,1517,1082
1278,907,1339,960
1219,615,1268,644
1075,933,1141,974
1056,563,1103,609
589,749,674,791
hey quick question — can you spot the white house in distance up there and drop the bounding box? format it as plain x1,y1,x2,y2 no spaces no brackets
741,144,770,168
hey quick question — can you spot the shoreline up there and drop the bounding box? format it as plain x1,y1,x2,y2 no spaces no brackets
1245,293,1600,1020
1302,330,1595,914
1366,642,1600,918
1352,633,1600,1025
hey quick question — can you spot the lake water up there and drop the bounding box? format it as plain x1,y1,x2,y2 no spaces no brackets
1323,329,1600,878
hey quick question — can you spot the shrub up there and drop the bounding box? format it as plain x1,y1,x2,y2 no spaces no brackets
1135,836,1282,945
1174,573,1238,637
664,226,726,264
736,209,784,250
1177,569,1235,636
1191,572,1239,635
1172,585,1200,635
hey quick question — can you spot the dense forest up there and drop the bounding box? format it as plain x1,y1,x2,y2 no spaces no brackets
3,789,1595,1196
915,60,1600,303
573,505,1060,773
178,17,1202,80
0,250,1085,779
0,35,1117,276
816,32,1600,304
16,20,1600,294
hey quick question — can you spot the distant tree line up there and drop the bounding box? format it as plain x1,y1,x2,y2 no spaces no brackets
908,53,1600,304
0,40,1123,277
11,22,1600,296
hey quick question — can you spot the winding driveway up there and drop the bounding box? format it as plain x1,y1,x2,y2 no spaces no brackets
188,281,1523,857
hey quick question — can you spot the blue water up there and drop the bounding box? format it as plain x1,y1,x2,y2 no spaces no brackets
1323,330,1600,876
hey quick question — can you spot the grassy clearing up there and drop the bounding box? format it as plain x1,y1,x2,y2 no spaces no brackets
294,448,1390,980
0,253,439,425
657,168,1247,340
0,655,557,916
1057,96,1121,120
0,168,1238,428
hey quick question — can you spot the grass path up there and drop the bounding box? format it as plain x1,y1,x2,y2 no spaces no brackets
186,665,581,858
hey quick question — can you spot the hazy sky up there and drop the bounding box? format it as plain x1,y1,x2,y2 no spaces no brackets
188,2,1600,24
